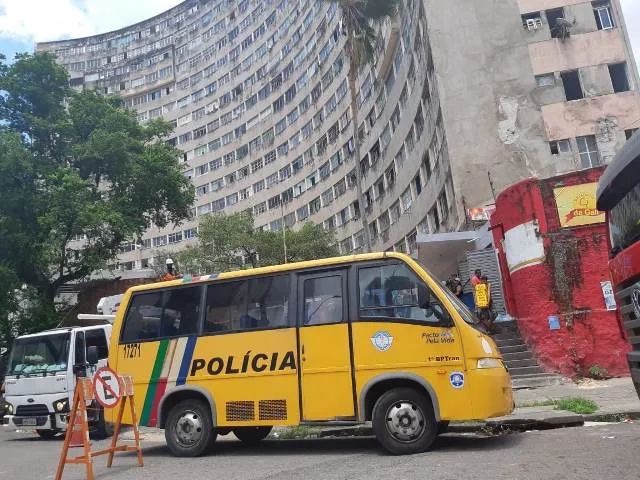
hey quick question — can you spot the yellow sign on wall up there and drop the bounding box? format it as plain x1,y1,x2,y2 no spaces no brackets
553,182,605,228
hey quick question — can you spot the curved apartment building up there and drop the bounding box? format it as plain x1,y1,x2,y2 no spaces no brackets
37,0,640,273
37,0,455,269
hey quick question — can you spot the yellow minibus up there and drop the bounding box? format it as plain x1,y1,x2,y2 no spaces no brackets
108,252,513,456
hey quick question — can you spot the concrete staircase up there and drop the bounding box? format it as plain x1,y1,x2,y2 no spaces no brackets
492,321,564,389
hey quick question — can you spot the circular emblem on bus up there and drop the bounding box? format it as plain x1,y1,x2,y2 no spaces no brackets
370,331,394,352
632,288,640,320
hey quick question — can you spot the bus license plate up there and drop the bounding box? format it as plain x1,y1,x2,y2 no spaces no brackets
22,418,37,426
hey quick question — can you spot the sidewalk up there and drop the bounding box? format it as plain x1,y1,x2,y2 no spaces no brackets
484,377,640,430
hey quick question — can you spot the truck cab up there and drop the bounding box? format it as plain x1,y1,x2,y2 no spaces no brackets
3,321,113,438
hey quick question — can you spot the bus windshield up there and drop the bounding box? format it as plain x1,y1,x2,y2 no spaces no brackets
6,333,71,376
416,261,486,332
609,183,640,253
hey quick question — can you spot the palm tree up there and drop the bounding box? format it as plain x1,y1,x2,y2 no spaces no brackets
328,0,400,252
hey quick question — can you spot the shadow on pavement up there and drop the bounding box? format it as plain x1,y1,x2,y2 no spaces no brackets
139,432,522,458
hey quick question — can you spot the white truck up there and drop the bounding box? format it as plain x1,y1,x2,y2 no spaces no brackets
2,295,122,438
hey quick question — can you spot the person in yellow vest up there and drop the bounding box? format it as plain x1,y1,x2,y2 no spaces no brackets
474,276,495,333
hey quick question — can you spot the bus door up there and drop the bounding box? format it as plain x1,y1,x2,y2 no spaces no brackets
297,269,355,421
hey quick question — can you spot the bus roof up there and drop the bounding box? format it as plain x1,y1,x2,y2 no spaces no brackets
597,130,640,210
127,252,415,294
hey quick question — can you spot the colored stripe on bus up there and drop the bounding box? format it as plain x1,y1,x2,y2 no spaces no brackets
140,339,169,426
176,336,197,386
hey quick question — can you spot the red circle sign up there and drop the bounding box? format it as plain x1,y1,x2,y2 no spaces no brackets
92,367,122,408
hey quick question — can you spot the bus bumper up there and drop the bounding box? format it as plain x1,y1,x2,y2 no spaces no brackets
468,367,514,419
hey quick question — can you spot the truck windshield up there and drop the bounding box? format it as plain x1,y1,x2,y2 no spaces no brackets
609,183,640,253
6,333,71,376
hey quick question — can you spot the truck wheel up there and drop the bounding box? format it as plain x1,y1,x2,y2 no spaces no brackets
37,429,61,439
165,399,216,457
234,426,272,445
372,387,437,455
92,407,114,439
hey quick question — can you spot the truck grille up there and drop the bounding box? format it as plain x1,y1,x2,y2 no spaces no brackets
15,404,50,417
615,281,640,385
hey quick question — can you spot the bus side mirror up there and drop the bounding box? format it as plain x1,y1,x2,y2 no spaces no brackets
418,285,430,309
87,346,99,365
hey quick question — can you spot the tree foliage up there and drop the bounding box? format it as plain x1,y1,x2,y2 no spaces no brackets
0,52,194,330
178,212,338,274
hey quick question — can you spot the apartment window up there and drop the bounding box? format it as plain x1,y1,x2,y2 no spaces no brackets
549,139,571,155
546,8,566,39
254,180,265,193
535,74,555,88
561,71,584,101
609,63,630,93
576,135,601,168
593,2,614,30
254,202,267,215
297,205,309,221
168,232,183,244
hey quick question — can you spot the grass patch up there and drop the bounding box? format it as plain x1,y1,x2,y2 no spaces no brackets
517,399,555,408
269,426,322,440
554,397,598,414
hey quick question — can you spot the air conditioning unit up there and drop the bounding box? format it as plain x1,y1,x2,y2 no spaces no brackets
526,18,542,30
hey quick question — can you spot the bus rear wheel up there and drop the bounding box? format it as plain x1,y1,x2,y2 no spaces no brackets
234,426,272,445
165,399,216,457
372,387,437,455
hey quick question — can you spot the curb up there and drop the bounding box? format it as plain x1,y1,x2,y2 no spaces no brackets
317,410,639,438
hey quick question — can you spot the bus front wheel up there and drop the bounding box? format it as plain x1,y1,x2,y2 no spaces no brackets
165,399,216,457
372,387,437,455
234,426,272,445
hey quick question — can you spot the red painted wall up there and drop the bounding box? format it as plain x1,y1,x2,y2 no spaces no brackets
491,168,630,378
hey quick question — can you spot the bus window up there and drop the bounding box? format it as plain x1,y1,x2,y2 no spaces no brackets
246,275,290,329
204,281,246,333
204,275,291,333
120,287,202,342
303,275,343,326
358,263,440,323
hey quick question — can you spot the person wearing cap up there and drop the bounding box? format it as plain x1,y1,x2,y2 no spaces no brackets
161,258,182,281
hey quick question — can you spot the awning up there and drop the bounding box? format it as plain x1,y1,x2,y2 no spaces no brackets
417,228,490,281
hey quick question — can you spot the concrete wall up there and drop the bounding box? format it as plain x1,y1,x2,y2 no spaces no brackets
422,0,557,210
490,168,630,377
528,30,627,75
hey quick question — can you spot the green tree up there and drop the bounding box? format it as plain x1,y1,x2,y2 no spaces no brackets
0,53,194,328
178,212,338,274
0,265,20,351
329,0,400,252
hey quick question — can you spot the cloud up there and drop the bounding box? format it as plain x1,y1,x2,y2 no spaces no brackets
0,0,180,46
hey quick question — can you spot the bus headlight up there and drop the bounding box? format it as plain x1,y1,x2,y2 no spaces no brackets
54,399,69,412
477,358,503,369
6,403,13,415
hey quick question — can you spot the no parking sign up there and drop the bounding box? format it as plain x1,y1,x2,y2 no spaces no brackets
92,367,122,408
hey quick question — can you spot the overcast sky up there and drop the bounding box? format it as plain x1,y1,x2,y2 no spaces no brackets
0,0,639,68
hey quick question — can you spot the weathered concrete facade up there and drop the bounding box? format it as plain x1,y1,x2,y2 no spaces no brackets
424,0,639,214
36,0,638,272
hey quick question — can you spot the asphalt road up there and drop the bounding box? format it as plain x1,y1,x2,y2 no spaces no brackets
1,423,638,480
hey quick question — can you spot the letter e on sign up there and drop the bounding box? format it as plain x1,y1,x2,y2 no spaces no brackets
93,367,123,408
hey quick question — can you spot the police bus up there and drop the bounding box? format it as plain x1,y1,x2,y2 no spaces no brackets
108,252,513,456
